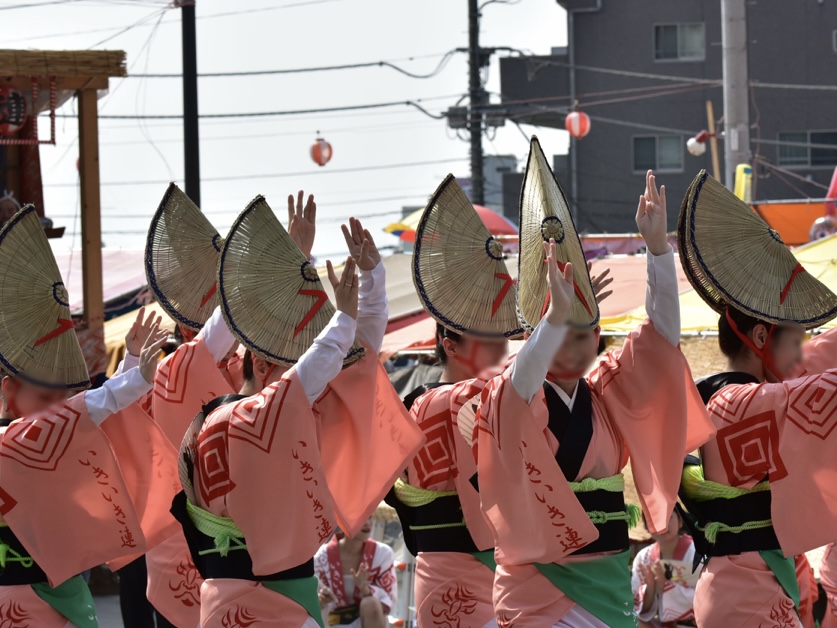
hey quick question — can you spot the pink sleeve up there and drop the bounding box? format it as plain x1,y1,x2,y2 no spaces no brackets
0,394,147,586
100,403,181,571
314,351,424,538
473,370,598,565
152,339,235,447
589,320,715,534
796,326,837,377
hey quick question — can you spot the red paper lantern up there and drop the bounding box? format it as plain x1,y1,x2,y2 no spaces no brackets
565,111,590,139
310,137,333,167
0,88,28,137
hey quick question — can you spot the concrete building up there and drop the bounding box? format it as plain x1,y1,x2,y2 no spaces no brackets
499,0,837,232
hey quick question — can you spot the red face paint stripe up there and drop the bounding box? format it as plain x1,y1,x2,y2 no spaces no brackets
491,274,515,317
294,290,329,338
34,318,74,347
199,283,218,308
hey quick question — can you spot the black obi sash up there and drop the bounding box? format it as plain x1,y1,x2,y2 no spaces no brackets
543,380,630,556
0,525,48,585
384,382,477,556
172,394,314,582
685,374,779,559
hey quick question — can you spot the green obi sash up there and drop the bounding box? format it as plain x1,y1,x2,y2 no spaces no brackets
472,549,497,571
535,550,635,628
760,550,801,613
32,575,97,628
262,576,323,628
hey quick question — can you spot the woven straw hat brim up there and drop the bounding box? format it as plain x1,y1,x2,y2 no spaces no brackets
0,205,89,389
517,136,599,332
412,174,523,339
146,183,223,331
218,195,364,367
679,170,837,328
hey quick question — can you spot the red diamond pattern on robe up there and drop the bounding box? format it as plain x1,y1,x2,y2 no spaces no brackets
786,372,837,440
197,421,236,504
153,344,195,404
0,405,81,471
227,382,288,454
716,409,788,486
709,384,756,426
0,486,17,516
413,409,456,487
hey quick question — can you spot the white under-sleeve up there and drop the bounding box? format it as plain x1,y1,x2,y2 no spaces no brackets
295,311,357,405
115,352,140,376
646,246,681,347
356,262,388,354
85,367,152,426
510,317,568,403
196,306,237,363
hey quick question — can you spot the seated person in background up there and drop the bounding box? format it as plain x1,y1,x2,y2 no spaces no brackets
631,510,697,628
315,519,396,628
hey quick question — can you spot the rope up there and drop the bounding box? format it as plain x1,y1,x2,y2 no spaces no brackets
0,543,34,569
186,500,248,558
393,478,457,507
409,520,468,531
569,474,625,493
681,465,770,501
699,519,775,545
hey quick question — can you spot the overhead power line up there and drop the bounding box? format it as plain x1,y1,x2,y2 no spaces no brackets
55,98,448,120
43,156,469,188
130,50,460,79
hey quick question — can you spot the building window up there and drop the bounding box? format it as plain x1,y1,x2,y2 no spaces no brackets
633,135,683,173
654,23,705,61
778,131,837,167
833,29,837,52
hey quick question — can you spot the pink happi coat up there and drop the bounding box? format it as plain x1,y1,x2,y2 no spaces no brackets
821,544,837,628
0,392,180,624
314,536,397,624
193,353,423,627
146,337,236,627
407,379,498,628
694,327,837,628
631,535,697,627
474,321,713,627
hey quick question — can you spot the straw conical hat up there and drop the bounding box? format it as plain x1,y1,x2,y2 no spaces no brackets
219,196,365,367
412,175,523,338
517,136,599,331
0,205,89,389
145,183,223,331
679,170,837,328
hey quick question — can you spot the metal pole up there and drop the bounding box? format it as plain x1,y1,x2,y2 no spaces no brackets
468,0,485,206
181,0,201,206
567,9,578,222
721,0,750,189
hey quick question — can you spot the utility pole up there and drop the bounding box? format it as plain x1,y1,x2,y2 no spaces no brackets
721,0,750,190
180,0,201,207
467,0,485,206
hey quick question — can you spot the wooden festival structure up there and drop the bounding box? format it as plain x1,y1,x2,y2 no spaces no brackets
0,50,126,373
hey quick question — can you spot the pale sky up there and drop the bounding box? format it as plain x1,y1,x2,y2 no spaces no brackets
7,0,570,259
